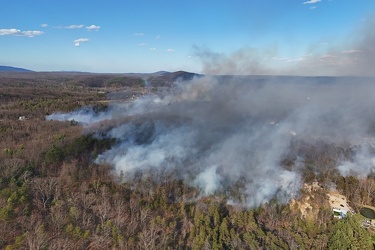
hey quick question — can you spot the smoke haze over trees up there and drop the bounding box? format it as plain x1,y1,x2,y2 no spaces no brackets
0,71,374,248
48,75,375,207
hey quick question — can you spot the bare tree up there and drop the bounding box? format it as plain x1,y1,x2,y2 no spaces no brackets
31,177,58,211
48,237,76,250
94,186,114,225
50,200,68,231
23,222,49,250
112,195,129,227
88,234,112,250
139,207,151,227
0,158,24,181
359,178,375,205
138,222,167,250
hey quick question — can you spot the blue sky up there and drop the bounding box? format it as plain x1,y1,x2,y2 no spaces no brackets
0,0,374,75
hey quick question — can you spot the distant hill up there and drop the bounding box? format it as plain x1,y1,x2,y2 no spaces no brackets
0,66,34,72
150,71,170,76
147,71,202,87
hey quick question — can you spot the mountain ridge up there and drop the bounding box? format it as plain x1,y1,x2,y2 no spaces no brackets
0,65,34,72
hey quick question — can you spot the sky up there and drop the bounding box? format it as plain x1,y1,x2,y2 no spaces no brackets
0,0,375,75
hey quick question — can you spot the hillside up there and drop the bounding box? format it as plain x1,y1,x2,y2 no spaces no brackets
0,65,34,72
147,70,202,87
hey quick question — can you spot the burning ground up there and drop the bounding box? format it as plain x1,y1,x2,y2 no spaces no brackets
47,75,375,207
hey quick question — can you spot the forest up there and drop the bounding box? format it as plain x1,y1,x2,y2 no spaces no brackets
0,72,374,249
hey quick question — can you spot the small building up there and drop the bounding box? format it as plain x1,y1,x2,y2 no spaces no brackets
333,208,349,219
18,116,26,121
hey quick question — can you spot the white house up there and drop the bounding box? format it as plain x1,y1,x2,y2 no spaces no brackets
333,208,349,219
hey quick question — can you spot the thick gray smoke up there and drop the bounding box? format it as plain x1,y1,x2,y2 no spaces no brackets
47,75,375,206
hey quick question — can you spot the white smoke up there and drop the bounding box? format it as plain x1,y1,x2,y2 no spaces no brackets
194,165,222,195
48,75,375,207
46,106,113,124
338,145,375,177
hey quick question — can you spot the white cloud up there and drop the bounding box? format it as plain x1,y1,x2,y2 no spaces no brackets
310,6,317,9
272,57,305,63
342,50,362,54
149,48,156,51
303,0,321,4
41,24,48,28
134,33,144,36
23,31,44,37
65,24,84,29
166,48,175,52
86,25,100,31
0,28,44,37
138,43,147,46
74,38,89,47
74,38,89,43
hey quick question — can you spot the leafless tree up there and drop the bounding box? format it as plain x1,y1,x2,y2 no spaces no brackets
48,237,76,250
112,195,129,227
31,177,58,211
93,198,112,225
139,207,151,227
23,222,49,250
0,158,24,181
88,234,112,250
138,222,167,250
50,200,68,231
359,178,375,205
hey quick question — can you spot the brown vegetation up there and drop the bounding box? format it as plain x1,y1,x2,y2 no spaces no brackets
0,72,374,249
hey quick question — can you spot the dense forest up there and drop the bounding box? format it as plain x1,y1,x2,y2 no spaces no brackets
0,72,374,249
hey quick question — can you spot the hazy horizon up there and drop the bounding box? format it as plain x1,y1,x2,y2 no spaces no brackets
1,1,375,76
3,66,375,78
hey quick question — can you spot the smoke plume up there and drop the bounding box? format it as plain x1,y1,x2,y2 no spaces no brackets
194,15,375,77
47,74,375,206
